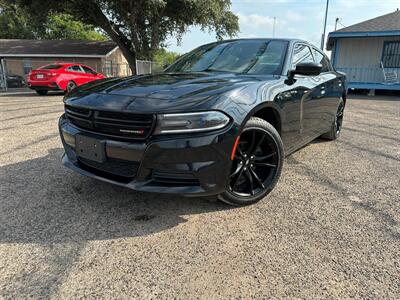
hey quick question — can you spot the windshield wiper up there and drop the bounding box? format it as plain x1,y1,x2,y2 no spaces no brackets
201,68,230,73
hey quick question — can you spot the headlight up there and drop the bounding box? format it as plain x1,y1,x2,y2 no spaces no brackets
154,111,230,134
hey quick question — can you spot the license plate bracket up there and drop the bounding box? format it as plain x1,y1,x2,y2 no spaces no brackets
75,135,105,163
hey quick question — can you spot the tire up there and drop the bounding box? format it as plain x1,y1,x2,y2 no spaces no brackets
218,117,284,206
36,90,48,95
66,81,77,93
321,98,345,140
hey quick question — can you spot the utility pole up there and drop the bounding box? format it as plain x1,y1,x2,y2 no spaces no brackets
320,0,329,50
272,17,276,37
335,17,339,31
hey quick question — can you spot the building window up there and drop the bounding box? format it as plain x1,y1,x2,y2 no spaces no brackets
382,41,400,68
23,59,32,74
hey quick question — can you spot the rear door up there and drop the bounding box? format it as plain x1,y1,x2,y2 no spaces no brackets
66,65,86,85
311,48,342,132
80,65,98,84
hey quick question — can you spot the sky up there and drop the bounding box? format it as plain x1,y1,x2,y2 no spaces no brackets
166,0,400,55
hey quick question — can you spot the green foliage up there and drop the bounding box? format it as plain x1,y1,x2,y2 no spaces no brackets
4,0,239,72
44,13,106,40
154,48,180,69
0,2,106,40
0,2,40,39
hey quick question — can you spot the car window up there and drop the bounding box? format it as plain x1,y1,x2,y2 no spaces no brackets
40,64,63,70
81,65,97,75
67,65,84,73
312,49,331,72
292,44,314,68
247,41,287,75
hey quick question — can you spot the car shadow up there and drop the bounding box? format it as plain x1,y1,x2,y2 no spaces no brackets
0,148,230,245
0,91,65,97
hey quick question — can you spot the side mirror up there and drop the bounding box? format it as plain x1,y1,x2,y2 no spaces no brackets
163,64,169,69
286,62,322,84
294,62,322,76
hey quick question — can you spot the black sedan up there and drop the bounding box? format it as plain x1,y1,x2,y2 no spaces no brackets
6,74,26,88
59,38,346,206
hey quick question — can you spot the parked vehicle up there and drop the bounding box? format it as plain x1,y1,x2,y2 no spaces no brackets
28,63,105,95
6,73,26,88
59,39,347,206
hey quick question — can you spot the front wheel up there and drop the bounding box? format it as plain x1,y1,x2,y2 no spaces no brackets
218,117,284,206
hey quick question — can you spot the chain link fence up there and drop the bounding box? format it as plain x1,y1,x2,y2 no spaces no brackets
0,58,161,91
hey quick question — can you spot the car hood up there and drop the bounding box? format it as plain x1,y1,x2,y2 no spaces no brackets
65,72,277,113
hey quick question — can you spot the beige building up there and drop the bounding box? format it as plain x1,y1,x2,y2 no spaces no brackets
0,39,131,79
327,10,400,90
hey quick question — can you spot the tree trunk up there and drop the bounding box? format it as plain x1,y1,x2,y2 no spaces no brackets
84,2,137,74
114,41,137,75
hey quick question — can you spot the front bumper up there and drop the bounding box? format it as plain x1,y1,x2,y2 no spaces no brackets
59,114,237,196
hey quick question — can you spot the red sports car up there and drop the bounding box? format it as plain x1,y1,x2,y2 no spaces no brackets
28,63,105,95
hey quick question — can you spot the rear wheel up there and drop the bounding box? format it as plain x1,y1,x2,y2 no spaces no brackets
218,117,284,206
36,90,48,95
66,81,77,93
321,98,345,140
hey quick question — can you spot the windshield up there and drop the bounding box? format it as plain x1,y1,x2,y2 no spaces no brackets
165,40,288,75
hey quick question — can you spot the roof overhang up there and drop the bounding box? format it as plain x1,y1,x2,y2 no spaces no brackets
327,30,400,50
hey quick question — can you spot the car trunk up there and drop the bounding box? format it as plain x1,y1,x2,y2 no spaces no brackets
29,69,58,81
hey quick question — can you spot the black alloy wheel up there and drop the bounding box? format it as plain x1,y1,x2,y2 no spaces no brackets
219,117,283,206
335,100,345,135
321,98,345,140
66,81,77,93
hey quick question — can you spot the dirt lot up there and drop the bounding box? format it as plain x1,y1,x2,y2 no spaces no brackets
0,92,399,299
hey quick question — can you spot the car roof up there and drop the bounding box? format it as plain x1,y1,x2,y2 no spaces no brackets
214,38,323,48
195,38,319,50
40,62,89,68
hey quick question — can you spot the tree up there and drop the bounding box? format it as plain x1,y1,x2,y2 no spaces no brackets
7,0,239,74
0,2,41,39
154,48,180,70
0,1,106,40
44,13,106,41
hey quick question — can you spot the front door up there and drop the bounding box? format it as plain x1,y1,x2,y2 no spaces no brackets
303,48,340,138
289,43,326,145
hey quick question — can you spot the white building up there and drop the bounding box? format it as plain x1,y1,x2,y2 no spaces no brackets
327,10,400,91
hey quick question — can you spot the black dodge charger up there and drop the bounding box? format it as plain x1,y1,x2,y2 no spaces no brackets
59,38,346,206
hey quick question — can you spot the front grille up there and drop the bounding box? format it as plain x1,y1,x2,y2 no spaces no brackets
65,105,155,140
78,157,139,181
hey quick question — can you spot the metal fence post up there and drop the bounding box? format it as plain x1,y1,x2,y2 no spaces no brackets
0,58,8,91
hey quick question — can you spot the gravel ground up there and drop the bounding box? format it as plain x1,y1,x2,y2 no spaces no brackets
0,92,399,299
